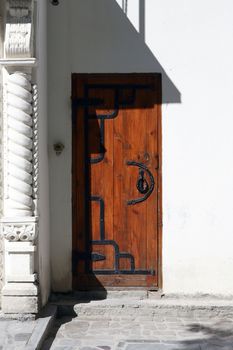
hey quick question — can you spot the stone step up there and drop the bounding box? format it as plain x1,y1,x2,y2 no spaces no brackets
52,296,233,320
50,290,157,301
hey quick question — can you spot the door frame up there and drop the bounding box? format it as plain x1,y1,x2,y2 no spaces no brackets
71,73,163,290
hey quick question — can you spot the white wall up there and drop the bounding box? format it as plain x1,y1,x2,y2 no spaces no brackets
48,0,233,294
0,2,4,302
148,0,233,294
37,0,51,305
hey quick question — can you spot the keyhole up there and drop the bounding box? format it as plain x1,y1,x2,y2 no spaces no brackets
144,152,150,161
137,170,149,194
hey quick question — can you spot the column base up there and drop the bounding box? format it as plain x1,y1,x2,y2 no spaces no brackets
0,219,39,314
2,283,39,314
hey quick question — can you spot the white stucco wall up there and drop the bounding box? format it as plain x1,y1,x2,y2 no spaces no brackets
0,3,4,302
37,0,51,306
48,0,233,294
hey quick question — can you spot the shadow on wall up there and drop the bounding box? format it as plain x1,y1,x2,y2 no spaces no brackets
48,0,181,292
68,0,181,104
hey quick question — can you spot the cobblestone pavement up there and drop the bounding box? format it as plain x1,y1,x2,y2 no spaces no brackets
42,307,233,350
0,319,36,349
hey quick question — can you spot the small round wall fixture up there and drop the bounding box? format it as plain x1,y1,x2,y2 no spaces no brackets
53,142,65,156
50,0,59,5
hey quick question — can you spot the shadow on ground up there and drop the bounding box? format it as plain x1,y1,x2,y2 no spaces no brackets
42,316,233,350
121,323,233,350
173,322,233,349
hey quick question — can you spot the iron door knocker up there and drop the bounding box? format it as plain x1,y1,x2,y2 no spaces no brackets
136,169,149,194
126,161,155,205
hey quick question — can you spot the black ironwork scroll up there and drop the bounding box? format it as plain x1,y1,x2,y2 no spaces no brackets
126,161,155,205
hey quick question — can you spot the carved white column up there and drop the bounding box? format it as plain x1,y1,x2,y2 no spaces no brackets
0,0,39,314
32,84,39,216
6,71,33,217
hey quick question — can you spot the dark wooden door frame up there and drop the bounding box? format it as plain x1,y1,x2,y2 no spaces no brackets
71,73,163,290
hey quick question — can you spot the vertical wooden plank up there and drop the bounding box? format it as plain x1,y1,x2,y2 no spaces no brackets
146,80,158,284
124,102,148,270
113,106,126,270
72,75,86,278
89,117,102,243
88,87,115,272
103,108,114,270
156,78,163,289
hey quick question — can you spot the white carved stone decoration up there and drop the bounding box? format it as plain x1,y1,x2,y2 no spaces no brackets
5,71,33,217
32,84,38,215
4,0,33,58
5,23,31,58
0,237,3,306
0,0,39,314
3,222,38,242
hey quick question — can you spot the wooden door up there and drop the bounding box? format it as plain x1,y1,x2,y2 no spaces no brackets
72,74,162,290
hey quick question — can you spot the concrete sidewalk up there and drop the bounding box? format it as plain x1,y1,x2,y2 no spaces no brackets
41,297,233,350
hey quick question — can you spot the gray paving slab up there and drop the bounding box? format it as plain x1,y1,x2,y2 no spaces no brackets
0,319,37,349
1,298,233,349
41,302,233,350
0,305,57,350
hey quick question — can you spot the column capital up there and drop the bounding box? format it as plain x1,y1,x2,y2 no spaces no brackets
4,0,34,59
